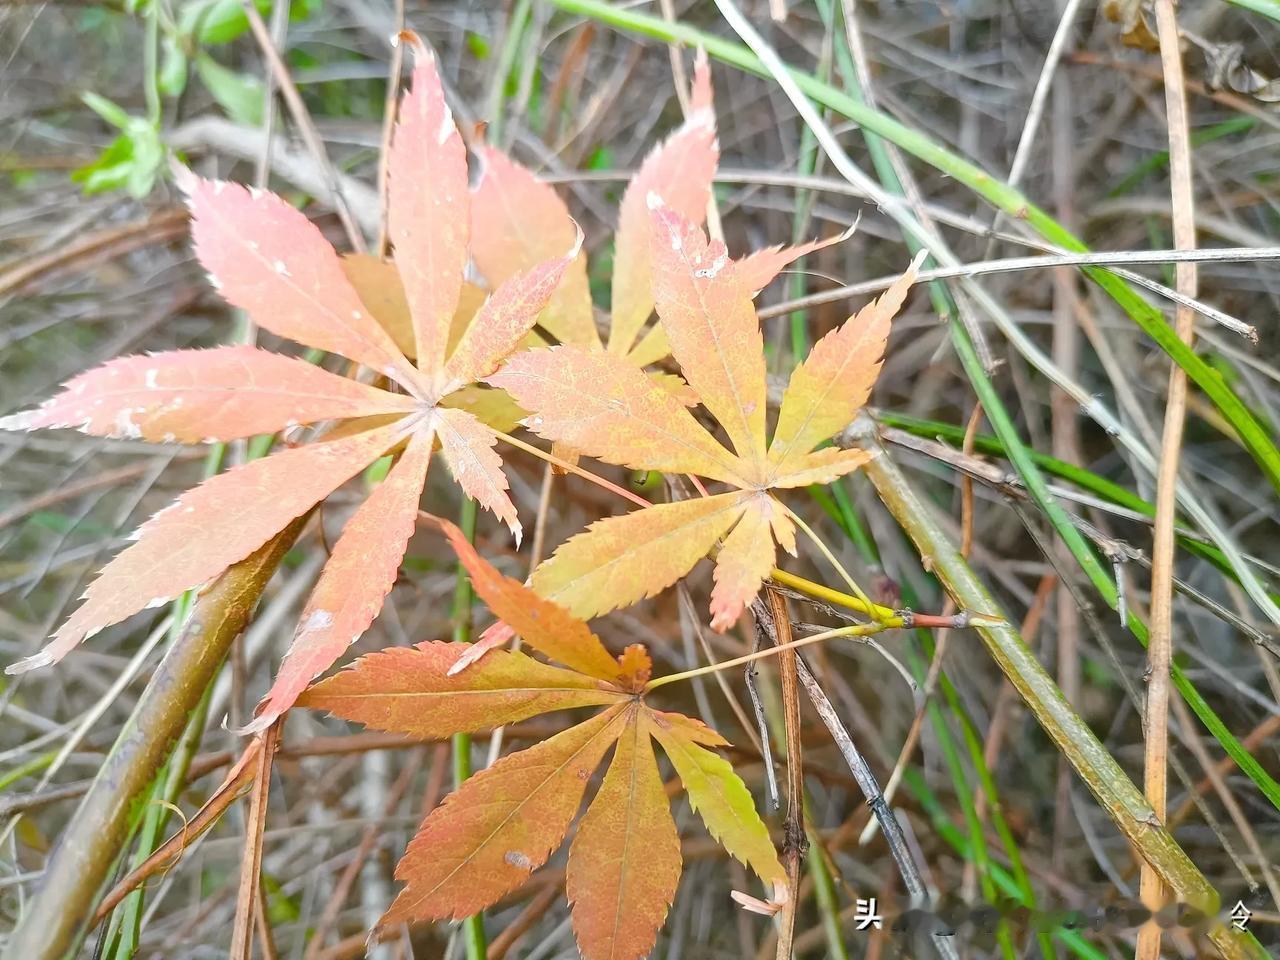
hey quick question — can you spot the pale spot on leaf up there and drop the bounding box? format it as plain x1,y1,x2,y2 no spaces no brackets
437,105,455,145
301,609,334,633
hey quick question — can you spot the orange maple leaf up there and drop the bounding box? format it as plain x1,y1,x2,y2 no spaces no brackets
468,51,837,383
489,203,920,631
0,36,575,732
298,517,783,959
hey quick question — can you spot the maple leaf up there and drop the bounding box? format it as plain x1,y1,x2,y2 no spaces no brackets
489,204,920,631
297,516,783,959
469,52,835,383
0,36,576,732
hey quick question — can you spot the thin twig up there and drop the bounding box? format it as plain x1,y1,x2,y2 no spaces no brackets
761,590,804,960
250,0,290,190
756,246,1271,341
229,723,278,960
793,657,960,960
1139,5,1199,956
374,0,407,258
745,615,780,812
238,0,364,251
1005,0,1085,189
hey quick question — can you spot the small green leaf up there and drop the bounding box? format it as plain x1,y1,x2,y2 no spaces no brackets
365,454,393,484
195,53,264,126
126,123,165,198
72,135,136,194
72,112,166,199
585,144,612,170
158,35,189,97
179,0,253,45
261,873,301,924
81,92,133,130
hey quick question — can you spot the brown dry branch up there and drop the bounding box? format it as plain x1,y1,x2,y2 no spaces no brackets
762,587,804,960
1139,5,1200,956
0,206,188,298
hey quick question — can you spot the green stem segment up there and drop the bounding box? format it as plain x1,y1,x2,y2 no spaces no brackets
450,496,488,960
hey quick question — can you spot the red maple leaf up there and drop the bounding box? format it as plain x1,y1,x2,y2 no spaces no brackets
1,36,576,732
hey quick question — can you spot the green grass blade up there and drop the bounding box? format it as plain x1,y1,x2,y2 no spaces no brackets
1224,0,1280,22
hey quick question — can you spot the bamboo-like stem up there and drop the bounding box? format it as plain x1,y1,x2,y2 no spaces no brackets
847,415,1267,960
94,742,262,922
0,516,307,960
